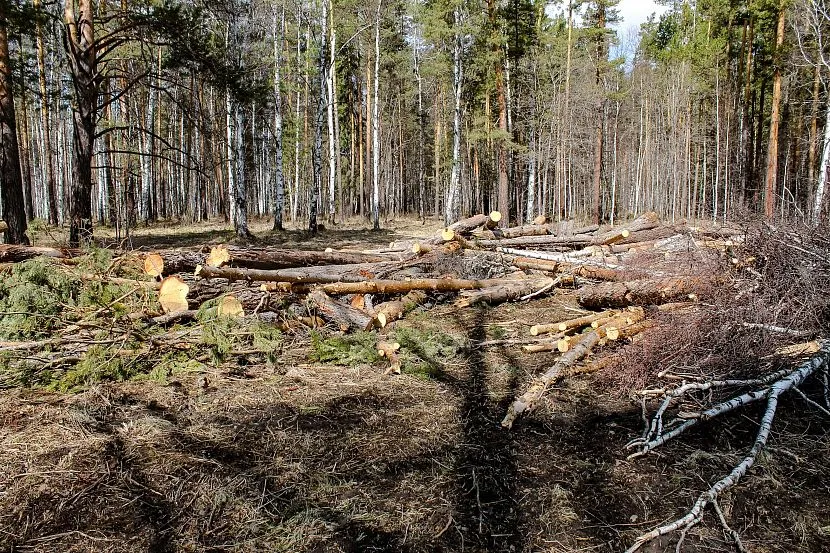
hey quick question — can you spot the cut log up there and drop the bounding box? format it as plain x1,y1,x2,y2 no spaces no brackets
195,262,399,284
377,341,402,374
532,215,548,225
595,212,660,245
217,295,245,318
512,256,629,281
530,310,618,336
374,290,428,328
476,224,552,240
477,234,596,249
269,276,521,296
144,253,164,278
455,277,554,308
503,329,602,428
206,245,231,267
153,250,207,275
0,244,82,262
577,277,707,309
159,276,190,314
309,290,375,332
206,245,392,270
0,220,7,232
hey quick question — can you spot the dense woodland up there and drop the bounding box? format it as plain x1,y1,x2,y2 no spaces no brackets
0,0,829,246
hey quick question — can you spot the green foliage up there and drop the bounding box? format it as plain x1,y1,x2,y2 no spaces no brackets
309,331,382,365
392,326,463,379
52,346,153,392
0,260,80,340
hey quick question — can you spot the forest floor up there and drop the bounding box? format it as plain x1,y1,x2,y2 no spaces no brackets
2,217,830,553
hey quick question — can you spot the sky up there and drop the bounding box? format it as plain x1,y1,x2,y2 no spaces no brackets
614,0,669,33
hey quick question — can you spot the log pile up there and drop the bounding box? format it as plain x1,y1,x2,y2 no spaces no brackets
1,211,735,422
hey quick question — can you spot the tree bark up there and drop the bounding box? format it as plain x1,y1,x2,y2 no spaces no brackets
0,5,28,244
764,2,786,219
64,0,97,247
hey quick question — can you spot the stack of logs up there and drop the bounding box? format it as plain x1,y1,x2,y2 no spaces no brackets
0,211,743,426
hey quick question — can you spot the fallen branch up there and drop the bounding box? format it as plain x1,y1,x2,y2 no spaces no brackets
624,342,830,552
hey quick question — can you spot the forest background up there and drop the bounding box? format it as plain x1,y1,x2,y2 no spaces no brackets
0,0,829,246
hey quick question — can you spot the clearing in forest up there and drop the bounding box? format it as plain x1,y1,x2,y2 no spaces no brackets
1,214,829,553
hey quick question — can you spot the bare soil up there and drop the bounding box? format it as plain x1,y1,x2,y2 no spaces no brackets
2,218,829,552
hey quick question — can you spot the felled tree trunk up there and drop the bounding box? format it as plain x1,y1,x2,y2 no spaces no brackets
594,211,660,245
151,250,206,276
0,244,81,262
196,262,400,284
374,290,427,327
455,277,554,307
207,245,392,270
577,277,706,309
512,256,628,282
269,277,520,295
309,289,374,331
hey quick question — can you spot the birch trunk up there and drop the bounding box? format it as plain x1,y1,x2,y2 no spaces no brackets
371,2,381,230
272,8,285,231
445,8,463,226
813,97,830,224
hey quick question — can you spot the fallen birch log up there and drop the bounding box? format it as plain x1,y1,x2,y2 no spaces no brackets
624,342,830,553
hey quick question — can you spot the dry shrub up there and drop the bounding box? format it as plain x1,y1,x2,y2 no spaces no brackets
599,220,830,396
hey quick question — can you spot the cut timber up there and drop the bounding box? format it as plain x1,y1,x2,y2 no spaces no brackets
0,244,81,262
206,245,231,267
577,277,707,309
595,212,660,245
159,276,190,314
557,337,572,353
309,290,375,331
270,277,520,295
502,329,602,428
532,215,548,225
455,277,554,308
217,295,245,318
144,253,164,278
374,290,427,328
530,310,618,336
477,234,595,249
441,228,456,242
196,262,398,284
477,224,552,240
512,256,628,281
205,245,391,270
377,341,402,374
0,220,7,232
153,250,207,276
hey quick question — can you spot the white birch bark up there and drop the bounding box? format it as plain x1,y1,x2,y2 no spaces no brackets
444,7,463,226
371,2,381,230
813,97,830,224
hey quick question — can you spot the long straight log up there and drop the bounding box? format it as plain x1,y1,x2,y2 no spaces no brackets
266,276,529,295
209,245,393,270
455,277,554,307
0,244,81,262
195,262,400,284
530,310,618,336
577,277,706,309
154,250,207,276
512,256,629,282
502,329,602,428
477,234,596,249
476,224,552,240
